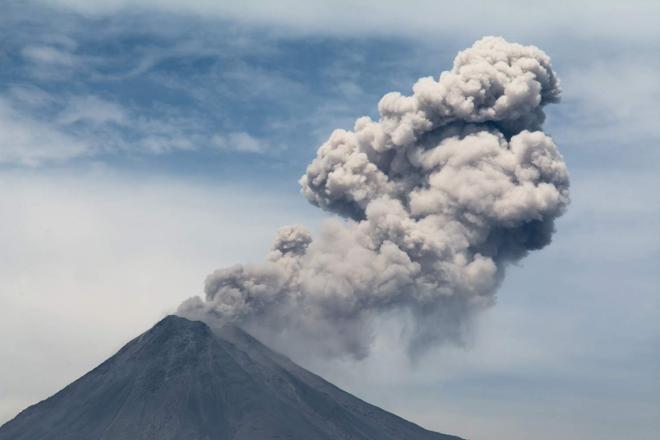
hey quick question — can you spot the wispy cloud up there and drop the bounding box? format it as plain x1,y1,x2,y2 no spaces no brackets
212,132,271,154
57,96,128,126
1,2,345,166
36,0,660,41
22,45,77,66
559,56,660,146
0,90,208,165
0,97,88,165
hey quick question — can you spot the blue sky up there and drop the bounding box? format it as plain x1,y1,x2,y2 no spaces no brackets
1,1,659,439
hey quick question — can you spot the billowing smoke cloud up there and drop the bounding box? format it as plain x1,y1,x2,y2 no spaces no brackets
178,37,569,359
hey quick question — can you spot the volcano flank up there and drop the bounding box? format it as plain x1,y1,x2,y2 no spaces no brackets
0,316,462,440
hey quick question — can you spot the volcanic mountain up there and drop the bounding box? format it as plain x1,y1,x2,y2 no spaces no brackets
0,315,462,440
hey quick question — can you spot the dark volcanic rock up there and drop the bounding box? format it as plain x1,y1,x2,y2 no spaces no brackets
0,315,463,440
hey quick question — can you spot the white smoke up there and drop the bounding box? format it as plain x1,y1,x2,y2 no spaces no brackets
178,37,570,359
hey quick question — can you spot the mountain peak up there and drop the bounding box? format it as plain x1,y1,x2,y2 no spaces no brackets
0,316,463,440
154,313,202,327
147,314,211,340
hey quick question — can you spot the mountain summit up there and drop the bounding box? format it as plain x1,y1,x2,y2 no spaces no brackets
0,315,462,440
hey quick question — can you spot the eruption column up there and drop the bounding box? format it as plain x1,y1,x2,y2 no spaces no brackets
179,37,570,359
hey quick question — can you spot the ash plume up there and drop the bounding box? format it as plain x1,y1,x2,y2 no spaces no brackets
178,37,570,359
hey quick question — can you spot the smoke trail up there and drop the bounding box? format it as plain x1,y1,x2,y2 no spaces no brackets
178,37,569,358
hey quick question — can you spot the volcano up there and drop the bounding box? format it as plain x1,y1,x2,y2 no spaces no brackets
0,315,462,440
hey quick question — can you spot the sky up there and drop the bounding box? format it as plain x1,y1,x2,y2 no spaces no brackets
1,1,659,439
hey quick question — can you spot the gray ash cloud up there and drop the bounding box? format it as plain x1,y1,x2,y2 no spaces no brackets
179,37,570,359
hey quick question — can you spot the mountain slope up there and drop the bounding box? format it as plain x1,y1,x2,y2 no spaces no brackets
0,315,463,440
